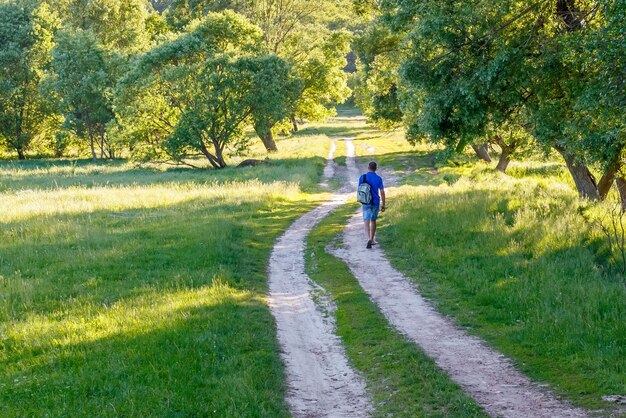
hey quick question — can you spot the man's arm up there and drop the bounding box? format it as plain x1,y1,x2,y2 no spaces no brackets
380,189,386,211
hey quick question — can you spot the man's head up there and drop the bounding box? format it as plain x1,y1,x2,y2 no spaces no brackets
368,161,377,172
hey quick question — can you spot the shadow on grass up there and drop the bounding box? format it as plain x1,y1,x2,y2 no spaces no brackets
382,186,626,409
1,195,317,416
1,196,317,311
2,301,289,417
293,125,378,138
0,156,327,194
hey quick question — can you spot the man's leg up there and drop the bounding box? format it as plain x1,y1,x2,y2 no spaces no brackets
364,220,371,240
369,220,377,242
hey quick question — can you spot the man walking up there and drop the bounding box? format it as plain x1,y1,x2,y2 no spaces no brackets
358,161,385,249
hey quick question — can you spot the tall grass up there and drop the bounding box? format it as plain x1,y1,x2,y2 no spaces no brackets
381,160,626,410
306,205,487,417
0,136,330,416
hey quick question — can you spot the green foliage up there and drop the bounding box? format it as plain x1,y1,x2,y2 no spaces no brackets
291,29,352,122
50,0,152,53
120,12,299,167
357,0,624,192
166,55,278,168
250,55,303,148
116,11,260,163
0,2,58,159
166,0,249,29
393,1,536,152
166,0,353,125
353,17,405,129
565,1,626,168
46,30,116,159
0,0,355,160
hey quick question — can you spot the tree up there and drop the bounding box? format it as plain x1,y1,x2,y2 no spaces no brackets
353,15,405,129
564,0,626,200
166,0,251,29
47,30,116,159
388,0,536,169
116,11,263,164
378,0,624,188
249,56,302,152
119,11,298,167
0,2,58,160
289,29,351,125
168,54,299,167
166,0,353,134
50,0,152,53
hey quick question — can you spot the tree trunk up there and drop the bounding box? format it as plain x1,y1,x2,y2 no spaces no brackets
556,147,600,200
471,142,492,162
199,141,222,169
259,130,278,153
494,136,515,173
254,123,278,152
597,157,622,201
214,144,227,169
17,148,26,160
89,135,97,160
100,125,112,159
99,132,105,159
87,121,97,160
616,177,626,211
291,116,299,133
496,150,512,173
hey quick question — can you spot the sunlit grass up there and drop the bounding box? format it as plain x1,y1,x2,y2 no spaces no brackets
306,205,487,417
380,153,626,410
0,115,357,416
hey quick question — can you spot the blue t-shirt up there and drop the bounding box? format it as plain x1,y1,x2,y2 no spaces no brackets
359,172,384,206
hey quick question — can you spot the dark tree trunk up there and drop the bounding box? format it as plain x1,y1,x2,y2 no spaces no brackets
17,148,25,160
214,145,227,168
556,147,600,200
616,177,626,211
494,135,516,173
291,116,299,133
496,150,512,173
89,135,97,160
597,157,622,201
86,119,97,160
199,141,222,169
471,142,492,163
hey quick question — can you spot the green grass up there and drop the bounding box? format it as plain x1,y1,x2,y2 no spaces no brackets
377,155,626,411
306,204,487,417
0,120,348,416
4,105,624,415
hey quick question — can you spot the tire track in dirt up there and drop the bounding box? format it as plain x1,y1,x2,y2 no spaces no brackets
331,173,589,417
268,138,372,417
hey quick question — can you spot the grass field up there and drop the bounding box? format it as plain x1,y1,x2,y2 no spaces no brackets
306,205,487,417
0,119,348,416
371,150,626,410
3,107,625,415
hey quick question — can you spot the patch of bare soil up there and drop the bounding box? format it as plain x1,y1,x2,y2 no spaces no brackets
268,139,372,417
332,209,589,418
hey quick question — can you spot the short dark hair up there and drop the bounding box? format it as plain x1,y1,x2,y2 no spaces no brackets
368,161,377,171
